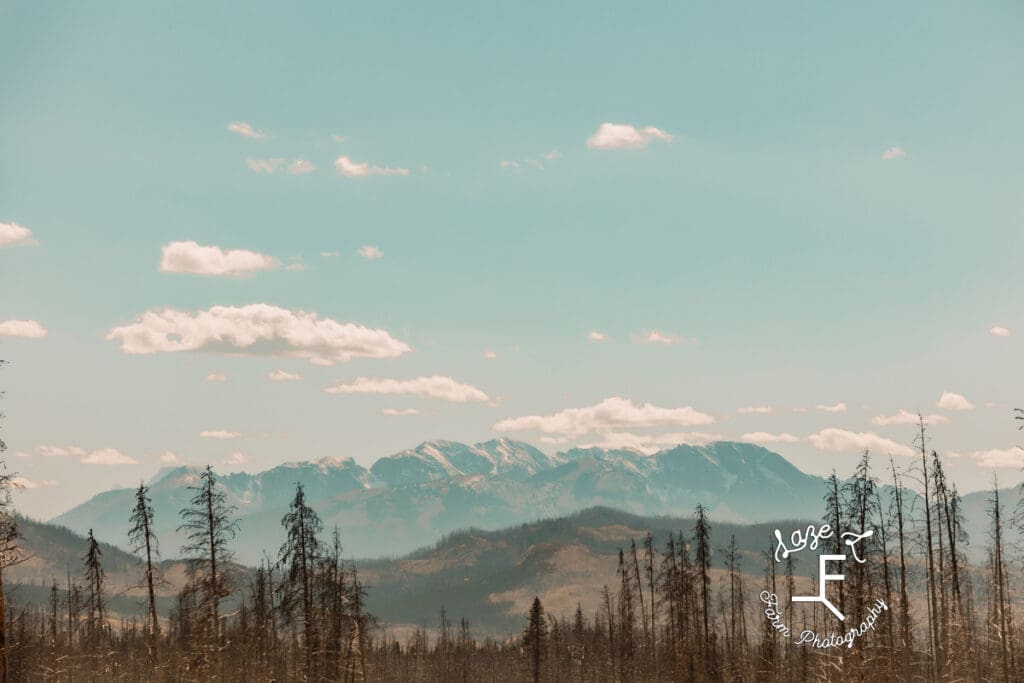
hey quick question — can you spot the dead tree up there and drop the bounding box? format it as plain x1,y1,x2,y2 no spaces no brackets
128,482,162,672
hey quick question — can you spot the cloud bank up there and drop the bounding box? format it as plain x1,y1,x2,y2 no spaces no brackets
106,304,411,366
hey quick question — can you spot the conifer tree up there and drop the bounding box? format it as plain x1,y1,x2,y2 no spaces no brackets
178,465,238,663
128,482,161,671
278,482,322,678
82,529,106,650
523,596,548,683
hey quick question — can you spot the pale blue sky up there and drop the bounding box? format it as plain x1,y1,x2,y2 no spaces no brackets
1,1,1022,518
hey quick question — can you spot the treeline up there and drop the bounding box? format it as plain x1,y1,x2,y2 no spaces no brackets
358,418,1024,682
0,411,1021,680
0,467,372,681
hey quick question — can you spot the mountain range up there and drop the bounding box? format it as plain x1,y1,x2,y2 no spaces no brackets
50,439,830,563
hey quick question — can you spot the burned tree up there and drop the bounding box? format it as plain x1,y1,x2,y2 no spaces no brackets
178,465,238,665
128,482,162,671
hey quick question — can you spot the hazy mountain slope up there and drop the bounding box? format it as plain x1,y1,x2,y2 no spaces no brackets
53,439,832,563
14,508,815,636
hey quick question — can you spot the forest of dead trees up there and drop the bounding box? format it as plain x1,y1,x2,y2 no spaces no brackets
0,370,1023,681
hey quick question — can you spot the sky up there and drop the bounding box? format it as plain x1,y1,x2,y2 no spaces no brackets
1,1,1023,520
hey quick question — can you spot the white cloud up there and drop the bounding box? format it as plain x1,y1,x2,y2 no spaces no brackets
288,159,316,175
0,222,37,248
808,428,914,457
82,448,139,465
205,372,228,382
358,245,384,260
494,397,715,438
160,241,280,277
331,134,347,143
227,122,265,139
633,330,687,345
322,250,340,258
158,451,181,464
881,146,906,160
19,444,140,466
12,476,57,490
936,391,975,411
267,369,302,382
816,402,848,413
959,447,1024,468
246,158,315,175
32,445,87,458
990,325,1011,337
326,376,488,403
335,155,410,178
581,430,722,454
871,410,949,426
0,320,48,338
223,451,247,465
483,350,498,360
587,123,674,150
247,158,285,173
501,149,561,171
741,432,800,444
382,407,420,416
588,331,609,342
200,430,241,440
737,406,773,415
106,303,411,366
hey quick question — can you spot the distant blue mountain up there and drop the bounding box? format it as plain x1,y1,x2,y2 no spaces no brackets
51,439,828,563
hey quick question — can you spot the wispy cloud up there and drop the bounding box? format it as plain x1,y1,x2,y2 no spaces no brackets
106,304,411,366
287,159,316,175
82,448,138,465
483,350,498,360
0,222,37,248
588,331,609,342
808,428,914,457
205,372,228,382
335,156,410,178
227,122,266,139
737,406,774,415
326,376,488,402
581,430,722,454
200,430,241,440
267,369,302,382
741,432,800,444
494,397,715,438
12,476,57,490
223,451,247,465
871,410,949,426
881,146,907,160
247,158,284,173
936,391,975,411
816,402,848,413
160,241,280,277
331,134,347,143
358,245,383,260
956,447,1024,468
382,407,420,416
500,149,561,171
247,158,316,175
158,451,181,464
990,325,1011,337
632,330,689,346
15,445,137,465
587,123,673,150
0,320,48,338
